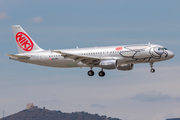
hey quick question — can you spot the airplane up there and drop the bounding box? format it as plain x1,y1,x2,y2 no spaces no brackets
6,25,174,77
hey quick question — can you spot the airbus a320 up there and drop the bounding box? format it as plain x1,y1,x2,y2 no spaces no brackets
6,25,175,77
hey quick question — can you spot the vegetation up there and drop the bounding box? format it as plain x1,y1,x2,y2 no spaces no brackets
166,118,180,120
0,107,121,120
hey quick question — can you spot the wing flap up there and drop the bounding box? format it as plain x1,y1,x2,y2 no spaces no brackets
53,50,105,65
53,50,116,66
53,51,102,60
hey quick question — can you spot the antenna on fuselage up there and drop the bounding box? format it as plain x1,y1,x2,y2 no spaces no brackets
49,49,53,54
148,42,151,44
76,46,78,49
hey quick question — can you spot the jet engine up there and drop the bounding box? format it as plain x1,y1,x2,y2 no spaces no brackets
99,60,117,70
117,64,134,71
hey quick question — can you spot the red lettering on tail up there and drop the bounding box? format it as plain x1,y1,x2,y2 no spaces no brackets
16,32,34,51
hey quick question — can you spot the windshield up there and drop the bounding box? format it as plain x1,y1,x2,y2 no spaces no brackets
158,48,168,51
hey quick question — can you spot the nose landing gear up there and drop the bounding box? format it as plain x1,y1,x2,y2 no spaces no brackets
150,63,155,73
150,68,155,73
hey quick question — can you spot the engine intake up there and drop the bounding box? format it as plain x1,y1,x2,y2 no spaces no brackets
99,60,117,70
117,64,134,71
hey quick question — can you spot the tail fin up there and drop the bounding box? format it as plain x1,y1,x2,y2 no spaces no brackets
12,25,43,53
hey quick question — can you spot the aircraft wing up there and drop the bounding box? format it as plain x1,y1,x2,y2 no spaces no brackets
53,50,108,66
5,54,30,59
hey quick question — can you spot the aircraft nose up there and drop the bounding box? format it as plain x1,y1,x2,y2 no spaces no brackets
168,51,175,59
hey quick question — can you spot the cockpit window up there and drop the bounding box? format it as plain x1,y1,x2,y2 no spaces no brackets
158,48,168,51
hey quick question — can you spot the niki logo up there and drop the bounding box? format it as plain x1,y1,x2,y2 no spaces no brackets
115,47,123,51
16,32,34,51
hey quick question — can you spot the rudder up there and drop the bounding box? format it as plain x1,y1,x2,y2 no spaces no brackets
12,25,43,53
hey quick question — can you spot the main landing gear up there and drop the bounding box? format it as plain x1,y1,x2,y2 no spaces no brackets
88,70,94,76
87,68,105,77
150,63,155,73
98,70,105,77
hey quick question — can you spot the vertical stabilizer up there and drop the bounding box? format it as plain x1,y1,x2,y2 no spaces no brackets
12,25,43,53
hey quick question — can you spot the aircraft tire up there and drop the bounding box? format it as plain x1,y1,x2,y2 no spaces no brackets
99,71,105,77
88,70,94,76
150,69,155,73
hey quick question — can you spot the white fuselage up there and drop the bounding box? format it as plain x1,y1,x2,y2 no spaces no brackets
7,25,175,76
10,44,174,69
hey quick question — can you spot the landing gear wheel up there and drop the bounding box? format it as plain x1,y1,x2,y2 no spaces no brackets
98,71,105,77
150,63,155,73
88,70,94,76
150,69,155,73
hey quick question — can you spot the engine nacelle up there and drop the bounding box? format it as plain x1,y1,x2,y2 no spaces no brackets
99,60,117,70
117,64,134,71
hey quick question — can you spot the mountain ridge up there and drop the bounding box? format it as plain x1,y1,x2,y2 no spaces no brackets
0,107,121,120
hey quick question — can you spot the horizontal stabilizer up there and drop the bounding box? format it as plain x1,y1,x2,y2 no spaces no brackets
5,54,30,59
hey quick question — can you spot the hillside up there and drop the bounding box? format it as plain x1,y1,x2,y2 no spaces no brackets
0,107,121,120
167,118,180,120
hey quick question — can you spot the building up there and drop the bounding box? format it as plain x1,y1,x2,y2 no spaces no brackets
26,103,34,109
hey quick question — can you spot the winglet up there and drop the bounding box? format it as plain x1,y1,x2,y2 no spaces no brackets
49,49,53,54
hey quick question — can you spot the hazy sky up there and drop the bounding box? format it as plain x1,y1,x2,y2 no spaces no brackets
0,0,180,120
